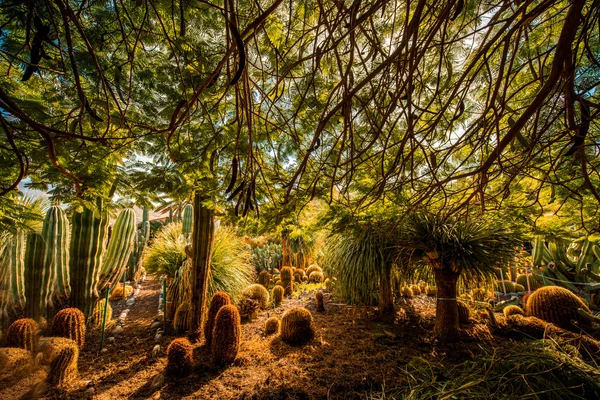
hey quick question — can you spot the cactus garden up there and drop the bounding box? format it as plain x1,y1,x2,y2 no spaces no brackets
2,0,600,398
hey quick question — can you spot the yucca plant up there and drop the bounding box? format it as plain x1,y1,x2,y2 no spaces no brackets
399,212,519,342
142,222,187,279
322,225,397,313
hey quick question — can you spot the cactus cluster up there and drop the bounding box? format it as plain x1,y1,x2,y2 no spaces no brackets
306,265,322,276
264,317,280,335
272,285,284,306
46,342,78,387
280,307,315,346
457,300,470,323
411,284,422,295
52,308,86,348
251,242,282,273
204,291,231,348
211,305,241,365
280,267,293,296
90,298,112,328
242,284,270,309
503,305,525,318
525,286,590,330
400,285,413,298
6,318,38,352
109,284,134,301
166,337,193,377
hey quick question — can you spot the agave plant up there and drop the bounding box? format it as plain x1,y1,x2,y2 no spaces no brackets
399,212,519,342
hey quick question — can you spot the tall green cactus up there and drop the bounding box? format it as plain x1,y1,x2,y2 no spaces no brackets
6,233,25,307
42,206,70,299
69,198,108,317
182,204,193,239
24,233,46,322
98,208,136,292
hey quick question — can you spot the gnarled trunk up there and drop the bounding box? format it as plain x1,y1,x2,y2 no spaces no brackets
189,193,215,343
433,266,461,342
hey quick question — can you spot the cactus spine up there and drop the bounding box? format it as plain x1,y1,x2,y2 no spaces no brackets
23,233,46,321
69,198,108,317
52,307,86,348
42,206,70,300
98,208,136,292
182,204,193,239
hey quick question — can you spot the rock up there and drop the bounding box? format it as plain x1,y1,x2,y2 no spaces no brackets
34,352,44,366
85,387,95,395
133,289,141,297
101,347,108,353
154,333,162,342
126,299,135,306
151,374,164,390
112,325,124,334
152,344,160,358
151,321,161,329
108,336,115,343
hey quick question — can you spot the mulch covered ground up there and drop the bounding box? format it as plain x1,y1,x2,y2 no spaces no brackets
0,278,512,399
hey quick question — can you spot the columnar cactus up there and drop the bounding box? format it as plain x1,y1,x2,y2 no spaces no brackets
525,286,590,330
280,267,293,296
98,208,136,292
272,285,284,306
6,318,38,352
42,206,70,302
90,298,112,328
182,204,193,239
5,233,25,309
68,198,108,317
258,270,270,287
281,307,315,346
166,337,193,377
52,308,86,348
46,343,78,387
23,233,47,321
204,291,231,348
211,305,241,365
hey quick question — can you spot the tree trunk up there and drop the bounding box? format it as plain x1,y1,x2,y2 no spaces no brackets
433,266,461,342
510,256,517,282
281,236,291,266
188,193,215,343
379,262,394,314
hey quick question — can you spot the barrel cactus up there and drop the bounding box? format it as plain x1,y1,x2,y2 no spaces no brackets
204,291,231,348
400,285,413,298
6,318,38,353
37,337,77,365
516,274,544,290
280,307,315,346
166,337,193,377
46,343,78,387
52,308,86,348
496,280,517,293
525,286,590,330
309,271,324,283
211,305,241,365
258,270,271,287
280,267,293,296
264,317,280,335
90,298,112,328
503,305,525,318
238,298,260,321
272,285,284,307
315,291,325,312
173,301,191,335
242,284,270,309
306,265,322,276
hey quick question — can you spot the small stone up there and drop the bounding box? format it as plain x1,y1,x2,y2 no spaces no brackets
152,344,160,358
154,333,162,342
108,336,115,343
151,374,164,390
126,299,135,306
113,325,124,334
35,352,43,366
101,347,108,353
85,387,95,395
151,321,161,329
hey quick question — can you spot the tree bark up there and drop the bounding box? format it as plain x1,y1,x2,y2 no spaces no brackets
433,266,461,342
281,235,291,266
379,262,394,314
188,192,215,343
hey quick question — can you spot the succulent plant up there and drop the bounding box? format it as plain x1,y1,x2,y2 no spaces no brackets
23,233,48,322
315,291,325,312
308,271,324,283
238,298,260,321
272,285,284,307
411,284,421,295
516,274,545,291
496,280,517,293
173,301,191,335
525,286,590,330
90,298,112,328
182,204,193,239
471,288,490,302
503,305,525,318
306,265,322,276
426,286,437,296
264,317,280,335
258,270,271,287
280,267,293,296
37,337,77,365
109,284,134,301
400,285,413,298
418,282,428,292
52,307,85,348
211,305,241,365
166,337,193,377
280,307,315,346
457,300,470,323
46,342,78,387
242,284,270,309
6,318,38,352
204,291,231,348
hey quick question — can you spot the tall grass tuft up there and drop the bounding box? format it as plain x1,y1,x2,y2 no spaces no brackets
143,222,187,279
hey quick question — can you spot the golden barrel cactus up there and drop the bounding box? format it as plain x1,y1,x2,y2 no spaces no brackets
242,284,270,309
503,305,525,318
272,285,284,307
52,308,85,349
6,318,38,353
280,307,315,346
264,317,280,335
525,286,590,330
